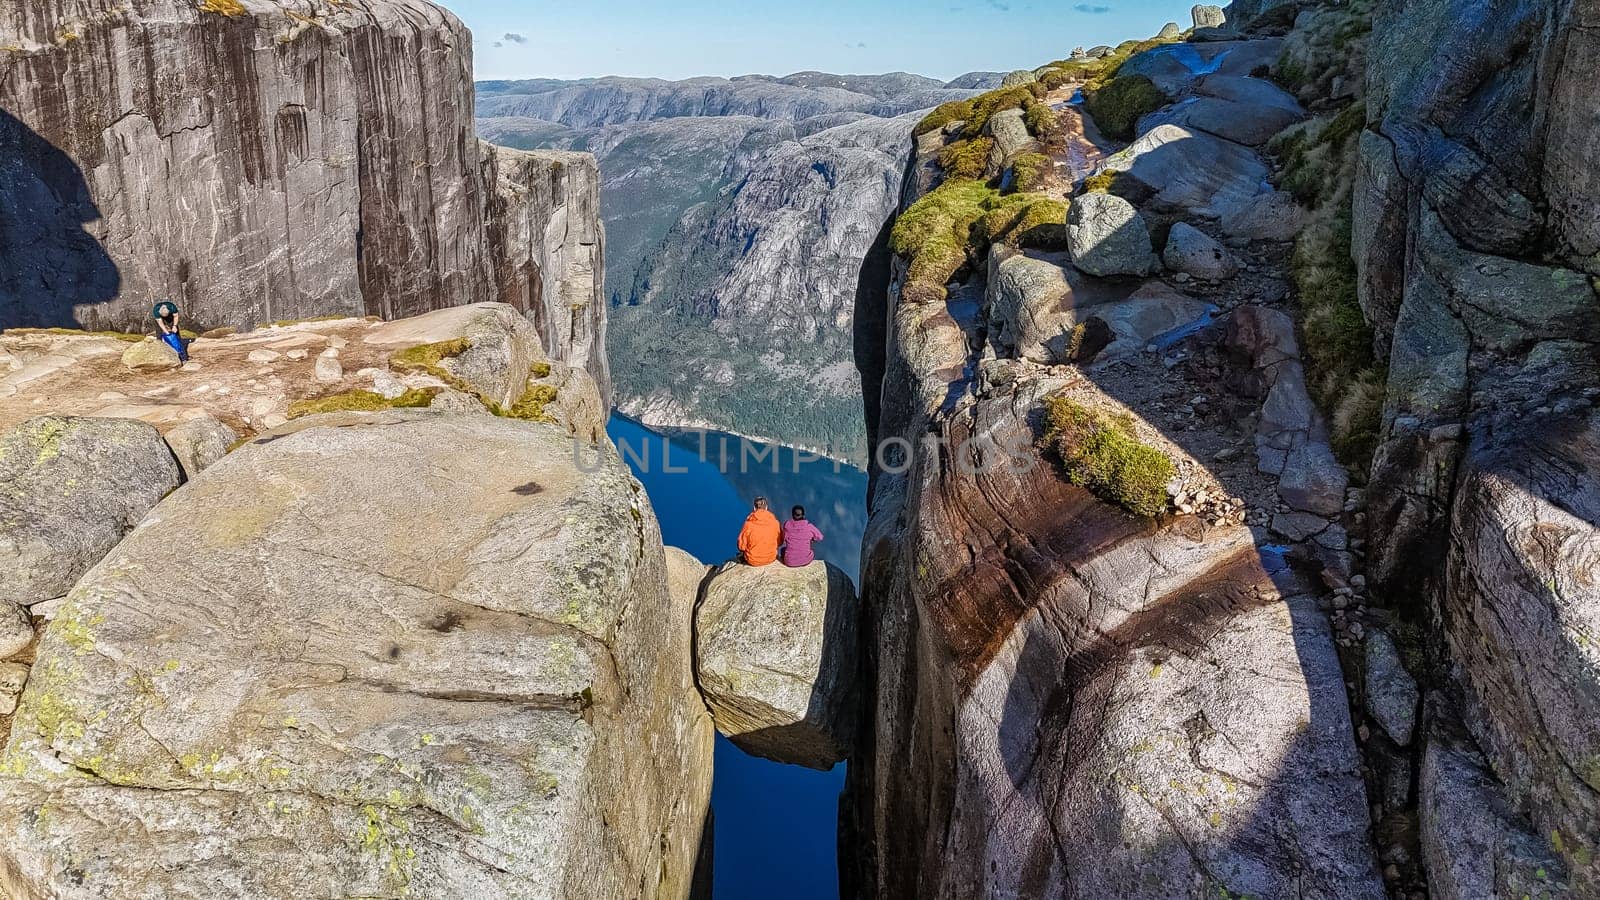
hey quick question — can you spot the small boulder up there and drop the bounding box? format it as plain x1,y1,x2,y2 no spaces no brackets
1364,630,1419,746
245,348,281,364
0,417,182,609
695,560,859,770
665,547,711,612
1000,69,1038,88
120,338,180,373
1192,4,1227,28
1163,222,1240,280
987,108,1036,159
1276,442,1350,516
1066,192,1158,277
313,352,343,383
1086,45,1113,59
163,415,239,481
1158,21,1183,39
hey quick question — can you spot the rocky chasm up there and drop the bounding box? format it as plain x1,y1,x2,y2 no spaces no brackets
2,0,1600,897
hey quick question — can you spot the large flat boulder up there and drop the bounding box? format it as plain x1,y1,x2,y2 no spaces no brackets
695,560,859,770
986,251,1211,363
0,416,180,611
364,302,548,409
1138,95,1302,147
0,413,712,898
1092,124,1271,219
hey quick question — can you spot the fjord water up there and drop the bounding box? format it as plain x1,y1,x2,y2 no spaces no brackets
607,416,865,899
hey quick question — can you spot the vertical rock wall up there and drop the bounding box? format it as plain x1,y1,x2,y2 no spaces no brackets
0,0,607,400
1353,0,1600,890
846,66,1384,898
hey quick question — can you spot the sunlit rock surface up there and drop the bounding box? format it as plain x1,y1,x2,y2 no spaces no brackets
0,0,608,399
0,413,713,899
696,560,859,770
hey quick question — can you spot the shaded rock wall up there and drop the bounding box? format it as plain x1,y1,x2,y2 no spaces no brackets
1354,0,1600,889
0,0,607,400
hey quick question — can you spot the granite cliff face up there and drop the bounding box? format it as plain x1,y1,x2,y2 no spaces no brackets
846,1,1600,897
0,0,608,400
614,112,918,456
1354,0,1600,890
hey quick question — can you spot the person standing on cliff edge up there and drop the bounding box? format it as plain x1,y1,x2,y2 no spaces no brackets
736,496,781,566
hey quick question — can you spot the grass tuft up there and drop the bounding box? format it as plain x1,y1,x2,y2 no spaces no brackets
388,338,472,381
1041,396,1174,517
197,0,247,16
915,84,1041,138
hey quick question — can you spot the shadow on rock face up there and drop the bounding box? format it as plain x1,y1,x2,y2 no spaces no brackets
0,109,120,329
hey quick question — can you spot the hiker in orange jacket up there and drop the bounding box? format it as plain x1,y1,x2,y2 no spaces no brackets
737,497,782,566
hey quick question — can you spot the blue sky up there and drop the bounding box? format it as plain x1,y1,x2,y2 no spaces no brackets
443,0,1201,82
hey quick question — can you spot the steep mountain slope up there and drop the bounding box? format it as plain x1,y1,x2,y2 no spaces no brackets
0,0,608,398
476,72,985,126
479,72,1001,453
613,113,916,455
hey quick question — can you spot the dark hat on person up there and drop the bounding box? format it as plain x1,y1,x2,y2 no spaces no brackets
152,300,178,317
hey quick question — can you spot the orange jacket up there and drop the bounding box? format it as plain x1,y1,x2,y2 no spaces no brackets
737,509,782,566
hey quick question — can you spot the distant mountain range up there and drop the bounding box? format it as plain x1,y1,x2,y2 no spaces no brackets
477,71,1003,455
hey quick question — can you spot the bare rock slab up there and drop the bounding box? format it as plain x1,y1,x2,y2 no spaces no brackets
695,560,860,770
0,414,712,899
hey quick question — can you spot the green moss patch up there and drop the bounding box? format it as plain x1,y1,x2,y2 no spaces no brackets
937,137,995,180
1042,395,1174,517
915,84,1042,138
1274,102,1386,472
1083,74,1170,141
388,338,472,381
3,327,144,343
285,388,440,420
197,0,247,15
1010,151,1053,193
487,382,560,423
1023,98,1063,142
892,181,1066,299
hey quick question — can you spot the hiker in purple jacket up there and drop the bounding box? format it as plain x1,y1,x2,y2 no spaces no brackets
781,505,824,567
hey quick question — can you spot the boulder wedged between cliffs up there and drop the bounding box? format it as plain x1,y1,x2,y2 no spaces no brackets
691,556,861,771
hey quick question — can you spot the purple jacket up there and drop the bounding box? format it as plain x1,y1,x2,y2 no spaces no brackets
781,519,824,567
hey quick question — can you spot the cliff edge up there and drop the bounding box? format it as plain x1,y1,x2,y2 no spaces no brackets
0,0,608,400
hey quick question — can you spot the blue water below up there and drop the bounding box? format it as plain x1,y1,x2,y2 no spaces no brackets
607,416,866,900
